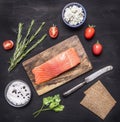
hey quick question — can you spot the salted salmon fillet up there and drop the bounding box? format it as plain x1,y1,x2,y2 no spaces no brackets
32,48,80,85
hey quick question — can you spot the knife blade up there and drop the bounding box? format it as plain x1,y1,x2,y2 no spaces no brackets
63,65,113,97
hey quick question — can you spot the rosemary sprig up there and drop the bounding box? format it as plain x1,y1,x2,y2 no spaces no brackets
8,20,47,72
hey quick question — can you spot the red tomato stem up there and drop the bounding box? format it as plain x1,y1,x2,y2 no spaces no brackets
52,24,56,27
96,40,100,44
88,25,96,28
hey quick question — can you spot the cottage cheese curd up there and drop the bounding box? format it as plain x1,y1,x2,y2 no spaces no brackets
63,5,85,26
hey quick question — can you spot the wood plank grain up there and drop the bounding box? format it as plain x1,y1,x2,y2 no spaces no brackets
22,35,92,95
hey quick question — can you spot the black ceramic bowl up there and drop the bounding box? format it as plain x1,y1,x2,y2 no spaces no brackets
62,2,86,28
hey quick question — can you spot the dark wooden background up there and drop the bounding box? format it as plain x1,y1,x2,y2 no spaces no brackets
0,0,120,122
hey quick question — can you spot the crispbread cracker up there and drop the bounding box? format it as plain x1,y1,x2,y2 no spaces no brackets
80,81,116,120
84,80,104,95
84,81,114,98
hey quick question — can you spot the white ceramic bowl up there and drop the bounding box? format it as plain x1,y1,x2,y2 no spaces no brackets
4,80,31,107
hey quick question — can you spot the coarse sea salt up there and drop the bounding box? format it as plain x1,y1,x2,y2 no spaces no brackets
5,80,31,107
63,5,85,26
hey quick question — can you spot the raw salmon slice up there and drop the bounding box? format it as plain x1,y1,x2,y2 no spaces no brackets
32,48,80,85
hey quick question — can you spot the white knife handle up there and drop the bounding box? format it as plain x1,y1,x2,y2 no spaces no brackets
85,65,113,83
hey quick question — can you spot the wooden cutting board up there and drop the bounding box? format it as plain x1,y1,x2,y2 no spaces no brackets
22,35,92,95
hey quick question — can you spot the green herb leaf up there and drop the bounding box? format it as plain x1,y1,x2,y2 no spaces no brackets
8,20,47,72
33,94,64,118
43,96,53,106
53,94,61,103
53,105,64,112
49,101,59,109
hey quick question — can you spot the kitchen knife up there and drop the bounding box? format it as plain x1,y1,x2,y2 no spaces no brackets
63,65,113,97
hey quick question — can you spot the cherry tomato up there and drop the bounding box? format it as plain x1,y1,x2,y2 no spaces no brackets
49,25,59,38
3,40,14,50
84,25,95,40
92,41,103,55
